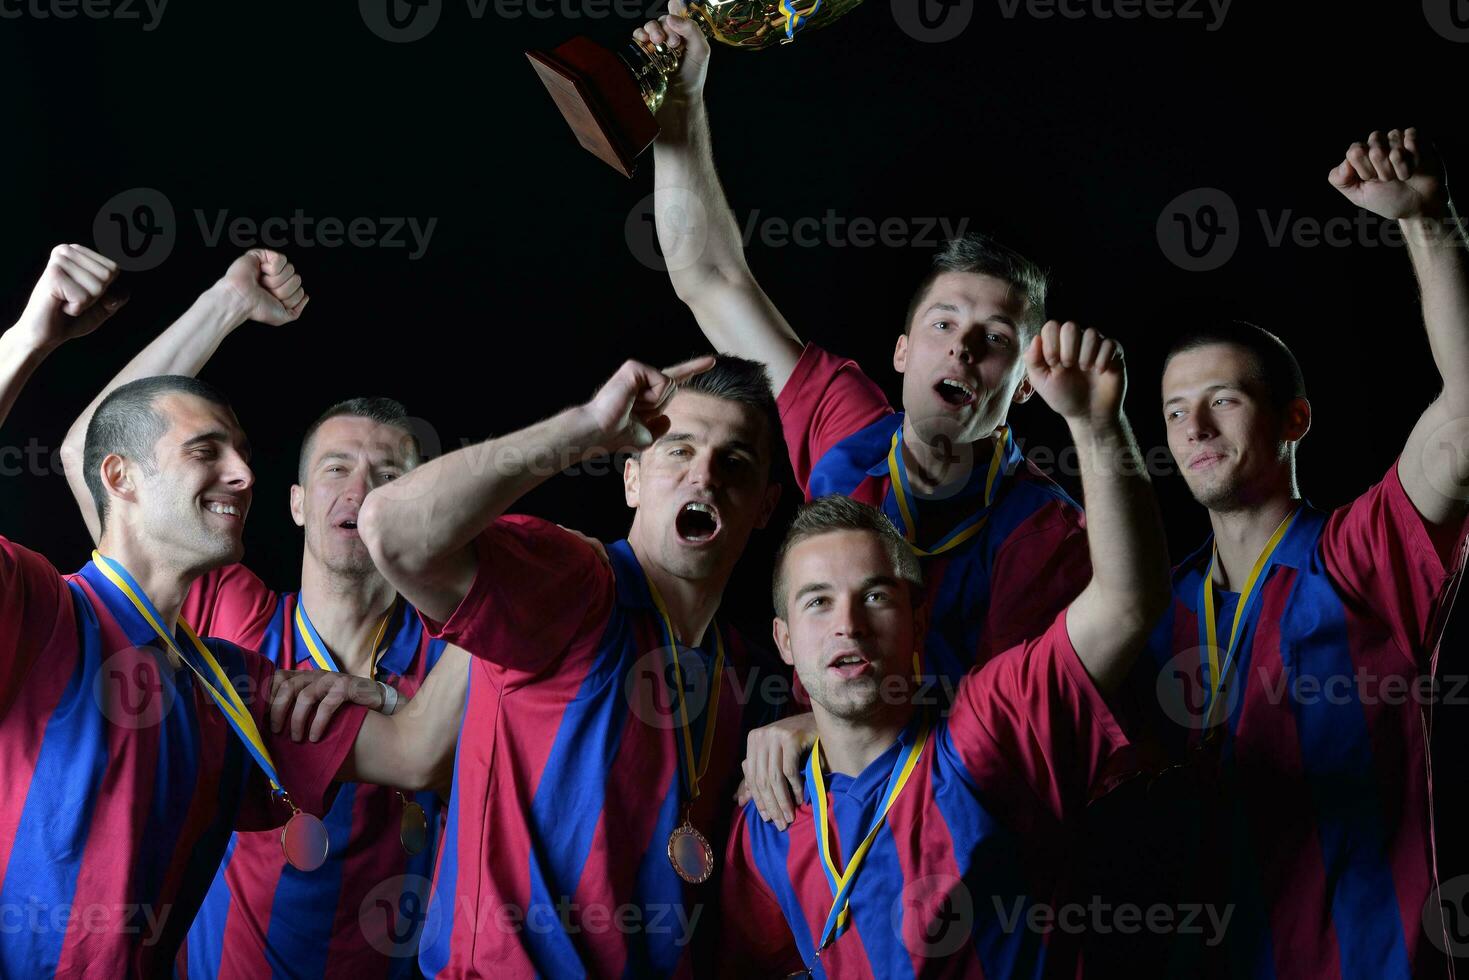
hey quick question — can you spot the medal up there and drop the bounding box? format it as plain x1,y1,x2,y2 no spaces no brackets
299,599,429,857
667,813,714,885
282,810,330,872
645,580,726,886
399,795,429,856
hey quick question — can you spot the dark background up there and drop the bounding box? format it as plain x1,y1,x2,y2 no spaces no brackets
3,0,1468,965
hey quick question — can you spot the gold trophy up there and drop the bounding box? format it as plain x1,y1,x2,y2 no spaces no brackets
528,0,863,177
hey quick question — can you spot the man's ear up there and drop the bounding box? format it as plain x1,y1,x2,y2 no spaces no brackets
1011,367,1035,405
289,485,306,528
623,454,641,509
100,454,137,511
772,616,795,668
1283,396,1312,443
893,332,910,375
755,481,782,530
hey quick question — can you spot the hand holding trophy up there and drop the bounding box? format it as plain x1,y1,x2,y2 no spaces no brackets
528,0,863,177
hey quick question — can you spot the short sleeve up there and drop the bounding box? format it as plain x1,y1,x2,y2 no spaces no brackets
717,806,806,979
777,344,893,497
1321,459,1469,666
982,498,1092,661
0,536,73,710
419,515,615,677
946,611,1130,830
234,647,369,830
181,563,278,651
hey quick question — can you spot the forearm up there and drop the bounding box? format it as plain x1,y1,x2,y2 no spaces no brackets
60,284,250,539
654,104,803,384
0,326,57,432
1404,204,1469,410
340,652,469,792
361,406,603,582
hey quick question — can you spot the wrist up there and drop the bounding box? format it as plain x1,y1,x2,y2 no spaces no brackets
4,322,63,358
655,96,706,144
375,680,399,715
200,280,255,332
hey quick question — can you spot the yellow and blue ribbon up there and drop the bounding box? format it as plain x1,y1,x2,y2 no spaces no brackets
294,601,395,678
92,551,293,803
807,721,930,954
1197,507,1301,727
886,426,1011,559
780,0,823,40
646,579,726,804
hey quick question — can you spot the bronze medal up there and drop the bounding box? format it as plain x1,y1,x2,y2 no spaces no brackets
667,818,714,884
281,811,330,872
400,798,429,856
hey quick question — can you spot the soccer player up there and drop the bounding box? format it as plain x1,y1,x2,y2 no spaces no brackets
327,353,788,976
1144,127,1469,976
720,321,1168,977
637,1,1092,828
55,253,471,979
0,245,378,977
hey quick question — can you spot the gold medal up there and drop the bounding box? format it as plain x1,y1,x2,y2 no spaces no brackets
667,816,714,885
399,796,429,856
281,810,330,872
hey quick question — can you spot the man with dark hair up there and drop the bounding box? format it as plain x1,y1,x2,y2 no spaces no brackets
0,245,385,977
1144,128,1469,976
279,353,788,976
58,255,468,979
721,322,1169,977
637,1,1091,829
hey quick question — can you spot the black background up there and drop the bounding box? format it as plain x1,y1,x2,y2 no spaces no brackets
3,0,1469,965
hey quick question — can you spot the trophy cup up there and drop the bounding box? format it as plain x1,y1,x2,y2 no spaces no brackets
528,1,863,177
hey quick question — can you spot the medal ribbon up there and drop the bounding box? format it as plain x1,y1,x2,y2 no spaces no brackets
92,551,296,805
294,599,395,678
780,0,823,39
807,722,930,952
646,581,725,804
886,426,1010,559
1198,507,1300,726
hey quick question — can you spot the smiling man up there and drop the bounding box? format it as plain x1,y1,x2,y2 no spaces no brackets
0,245,371,977
346,353,787,977
57,254,468,979
636,0,1092,827
1143,128,1469,977
720,321,1168,977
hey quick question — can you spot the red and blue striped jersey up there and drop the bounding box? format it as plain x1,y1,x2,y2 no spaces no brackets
721,612,1132,978
779,344,1092,688
415,517,782,978
176,564,453,979
0,539,365,978
1142,461,1467,978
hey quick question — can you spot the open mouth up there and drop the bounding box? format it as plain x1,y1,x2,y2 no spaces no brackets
934,378,977,408
336,518,360,532
675,502,721,544
828,652,873,680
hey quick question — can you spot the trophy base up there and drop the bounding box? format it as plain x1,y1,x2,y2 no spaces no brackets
527,37,659,179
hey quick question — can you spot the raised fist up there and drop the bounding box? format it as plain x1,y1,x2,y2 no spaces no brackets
13,244,128,349
1328,128,1449,221
1024,321,1126,425
215,249,309,327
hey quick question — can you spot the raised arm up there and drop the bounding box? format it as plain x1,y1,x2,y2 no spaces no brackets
1023,322,1170,695
0,244,126,433
58,249,308,542
358,355,714,623
1329,129,1469,528
636,0,803,393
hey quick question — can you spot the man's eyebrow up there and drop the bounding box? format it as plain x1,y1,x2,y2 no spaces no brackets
792,581,832,603
857,574,901,591
655,431,696,445
1163,383,1240,408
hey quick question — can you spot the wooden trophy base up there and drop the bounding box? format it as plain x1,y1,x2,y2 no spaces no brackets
527,37,660,178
